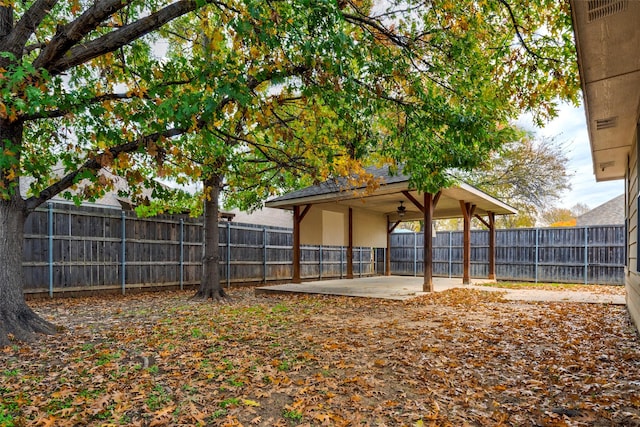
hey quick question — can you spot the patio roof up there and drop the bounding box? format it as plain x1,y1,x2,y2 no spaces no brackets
265,165,515,289
265,165,517,221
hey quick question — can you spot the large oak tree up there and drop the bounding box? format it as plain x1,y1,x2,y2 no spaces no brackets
1,0,578,345
155,0,582,300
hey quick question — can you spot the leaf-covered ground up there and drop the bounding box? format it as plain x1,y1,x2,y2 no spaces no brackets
1,286,639,426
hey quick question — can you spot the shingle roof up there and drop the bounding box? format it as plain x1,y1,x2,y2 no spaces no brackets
266,164,517,218
268,165,410,203
576,194,624,226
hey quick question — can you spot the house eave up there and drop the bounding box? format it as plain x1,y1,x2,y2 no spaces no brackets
570,0,640,182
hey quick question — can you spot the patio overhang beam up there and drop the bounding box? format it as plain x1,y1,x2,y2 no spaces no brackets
386,218,402,276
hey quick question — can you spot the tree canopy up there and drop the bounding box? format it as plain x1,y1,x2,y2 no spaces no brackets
0,0,580,345
541,203,591,227
3,0,580,209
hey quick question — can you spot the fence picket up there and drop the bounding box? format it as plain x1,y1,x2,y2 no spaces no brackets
23,203,625,296
390,227,624,285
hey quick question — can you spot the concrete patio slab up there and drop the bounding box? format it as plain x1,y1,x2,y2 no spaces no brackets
255,276,626,305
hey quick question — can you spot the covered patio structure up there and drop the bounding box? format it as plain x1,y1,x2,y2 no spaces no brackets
265,166,516,290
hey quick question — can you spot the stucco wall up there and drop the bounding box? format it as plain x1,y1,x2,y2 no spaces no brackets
230,207,293,228
300,203,386,247
322,210,346,246
301,205,325,245
352,207,387,247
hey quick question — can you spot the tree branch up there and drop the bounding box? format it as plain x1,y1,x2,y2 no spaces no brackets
0,0,59,55
352,78,412,107
23,41,48,54
24,126,187,211
24,60,309,210
23,76,195,121
44,0,207,75
342,12,409,48
212,122,304,168
497,0,560,63
33,0,130,71
23,92,141,120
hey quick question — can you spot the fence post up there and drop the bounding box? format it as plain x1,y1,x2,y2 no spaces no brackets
121,211,126,295
226,221,231,288
374,248,377,275
340,246,344,279
179,219,184,290
534,228,539,284
319,245,323,280
383,246,386,275
263,227,268,284
48,203,54,298
359,247,363,277
448,231,453,278
413,233,418,277
584,226,589,285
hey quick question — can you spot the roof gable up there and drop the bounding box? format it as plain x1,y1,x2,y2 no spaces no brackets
266,165,516,219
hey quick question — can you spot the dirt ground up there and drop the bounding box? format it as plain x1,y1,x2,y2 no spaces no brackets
1,285,639,426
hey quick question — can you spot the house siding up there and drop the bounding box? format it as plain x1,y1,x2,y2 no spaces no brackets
627,128,640,330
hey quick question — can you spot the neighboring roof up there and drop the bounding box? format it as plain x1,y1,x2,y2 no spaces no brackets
270,165,408,203
576,194,624,226
20,167,162,211
265,165,517,220
570,0,640,181
229,207,292,228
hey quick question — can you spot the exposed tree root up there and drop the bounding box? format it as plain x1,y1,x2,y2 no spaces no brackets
0,305,57,347
191,287,228,302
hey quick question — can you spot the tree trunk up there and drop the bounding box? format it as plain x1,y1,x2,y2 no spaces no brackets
0,198,56,346
0,93,56,344
192,174,227,300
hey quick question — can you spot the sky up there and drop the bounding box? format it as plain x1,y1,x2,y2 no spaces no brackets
517,102,624,211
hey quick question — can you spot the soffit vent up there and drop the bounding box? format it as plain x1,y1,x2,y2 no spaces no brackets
599,161,615,171
588,0,627,22
595,116,618,130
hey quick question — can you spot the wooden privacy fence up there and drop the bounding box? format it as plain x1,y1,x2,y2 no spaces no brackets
23,203,380,296
390,226,625,285
23,204,626,295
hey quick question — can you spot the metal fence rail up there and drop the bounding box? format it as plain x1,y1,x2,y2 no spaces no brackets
23,203,626,295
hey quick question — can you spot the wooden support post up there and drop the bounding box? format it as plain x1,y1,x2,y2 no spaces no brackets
292,206,301,283
488,212,496,280
292,205,311,284
460,201,476,285
386,229,391,276
347,208,354,279
387,218,401,276
423,192,434,292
